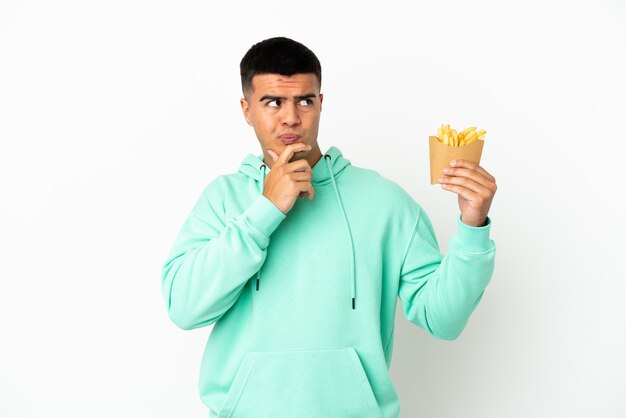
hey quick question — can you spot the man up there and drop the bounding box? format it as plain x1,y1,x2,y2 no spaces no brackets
161,37,497,418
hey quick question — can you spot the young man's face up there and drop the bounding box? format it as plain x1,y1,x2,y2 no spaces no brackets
240,73,323,168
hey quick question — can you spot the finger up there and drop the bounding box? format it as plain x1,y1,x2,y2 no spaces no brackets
441,167,491,189
276,143,312,166
443,166,497,194
289,171,312,182
451,160,495,182
294,181,315,198
267,149,278,161
439,175,484,194
440,182,480,201
288,159,312,173
305,183,315,200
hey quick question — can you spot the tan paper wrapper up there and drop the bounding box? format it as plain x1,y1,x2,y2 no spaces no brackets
429,136,484,184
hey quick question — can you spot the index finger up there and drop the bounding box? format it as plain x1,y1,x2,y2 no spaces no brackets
451,159,495,182
276,143,312,166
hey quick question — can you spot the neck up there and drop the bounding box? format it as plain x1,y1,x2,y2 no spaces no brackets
306,146,323,167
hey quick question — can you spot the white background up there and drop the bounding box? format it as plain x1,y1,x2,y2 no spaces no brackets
1,1,624,417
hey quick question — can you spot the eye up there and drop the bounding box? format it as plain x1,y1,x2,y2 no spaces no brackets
267,99,281,107
299,98,313,106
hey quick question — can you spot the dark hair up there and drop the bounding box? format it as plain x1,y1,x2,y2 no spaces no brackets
240,37,322,95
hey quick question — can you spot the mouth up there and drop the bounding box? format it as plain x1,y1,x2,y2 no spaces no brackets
279,134,302,145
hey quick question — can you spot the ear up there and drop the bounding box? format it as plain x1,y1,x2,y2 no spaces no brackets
319,93,323,112
240,97,253,126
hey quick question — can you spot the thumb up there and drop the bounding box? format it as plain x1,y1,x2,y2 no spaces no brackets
267,149,278,161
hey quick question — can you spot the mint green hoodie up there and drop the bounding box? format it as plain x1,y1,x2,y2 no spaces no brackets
161,146,496,418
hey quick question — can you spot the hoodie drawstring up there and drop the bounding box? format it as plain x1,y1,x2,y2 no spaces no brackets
255,157,356,310
325,154,357,310
256,164,267,291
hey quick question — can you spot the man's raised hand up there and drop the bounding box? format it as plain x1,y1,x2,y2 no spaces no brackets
438,159,497,227
263,143,315,214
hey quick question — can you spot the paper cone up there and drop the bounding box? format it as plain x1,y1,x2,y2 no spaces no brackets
429,136,484,184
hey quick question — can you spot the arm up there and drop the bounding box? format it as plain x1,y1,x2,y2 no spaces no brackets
161,179,286,330
398,207,496,340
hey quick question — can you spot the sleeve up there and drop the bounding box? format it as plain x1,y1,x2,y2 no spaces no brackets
161,180,286,330
398,208,496,340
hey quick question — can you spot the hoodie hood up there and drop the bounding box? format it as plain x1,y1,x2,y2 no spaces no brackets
238,145,351,188
238,145,358,309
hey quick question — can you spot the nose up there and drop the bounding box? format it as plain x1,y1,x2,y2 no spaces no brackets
281,102,301,127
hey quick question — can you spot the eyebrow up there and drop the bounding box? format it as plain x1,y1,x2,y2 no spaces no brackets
259,93,317,102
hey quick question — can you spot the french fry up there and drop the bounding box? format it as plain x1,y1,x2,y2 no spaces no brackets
459,126,476,138
434,124,486,147
465,131,478,144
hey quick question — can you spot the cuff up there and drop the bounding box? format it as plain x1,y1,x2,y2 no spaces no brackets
452,214,494,252
243,195,286,237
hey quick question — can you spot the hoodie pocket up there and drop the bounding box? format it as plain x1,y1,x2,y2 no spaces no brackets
218,347,383,418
